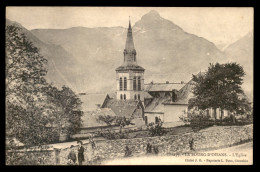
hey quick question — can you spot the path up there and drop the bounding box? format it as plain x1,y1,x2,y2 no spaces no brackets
102,142,253,165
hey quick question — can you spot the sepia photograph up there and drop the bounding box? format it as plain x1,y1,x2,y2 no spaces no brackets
5,7,253,165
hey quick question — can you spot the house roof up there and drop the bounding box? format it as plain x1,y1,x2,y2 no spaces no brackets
145,73,193,85
79,93,107,111
81,109,114,128
93,108,116,117
144,83,186,92
143,92,153,99
102,98,143,118
144,95,171,113
107,92,117,99
163,80,195,105
144,79,195,111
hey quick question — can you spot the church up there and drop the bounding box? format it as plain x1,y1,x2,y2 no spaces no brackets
79,18,233,130
101,19,147,128
100,18,193,128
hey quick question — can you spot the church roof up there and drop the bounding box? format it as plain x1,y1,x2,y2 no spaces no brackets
125,19,135,51
115,64,145,71
116,18,145,71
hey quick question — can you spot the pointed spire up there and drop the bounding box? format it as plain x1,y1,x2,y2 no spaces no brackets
125,16,135,50
129,16,131,29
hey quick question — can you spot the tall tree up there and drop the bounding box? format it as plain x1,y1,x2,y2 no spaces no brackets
6,25,84,164
6,25,53,165
44,85,83,138
189,62,250,122
6,25,50,146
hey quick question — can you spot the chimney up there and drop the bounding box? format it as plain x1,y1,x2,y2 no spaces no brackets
166,81,169,84
172,90,177,102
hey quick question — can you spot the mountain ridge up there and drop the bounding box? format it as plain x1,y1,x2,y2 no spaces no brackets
6,10,253,101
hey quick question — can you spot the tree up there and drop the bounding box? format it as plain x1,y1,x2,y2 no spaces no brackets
97,115,116,127
189,62,251,123
115,116,134,133
43,85,83,138
6,25,84,164
186,109,212,132
6,25,52,164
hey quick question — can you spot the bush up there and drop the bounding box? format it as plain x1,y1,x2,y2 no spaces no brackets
97,129,130,140
147,120,165,137
187,110,213,132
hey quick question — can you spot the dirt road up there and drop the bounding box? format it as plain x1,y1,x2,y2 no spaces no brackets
102,142,253,165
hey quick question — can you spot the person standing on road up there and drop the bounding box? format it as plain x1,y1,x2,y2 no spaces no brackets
146,143,152,154
67,145,77,165
189,138,195,151
89,134,96,150
77,140,85,165
153,145,159,155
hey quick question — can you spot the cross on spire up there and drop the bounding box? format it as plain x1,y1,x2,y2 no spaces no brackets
129,16,131,29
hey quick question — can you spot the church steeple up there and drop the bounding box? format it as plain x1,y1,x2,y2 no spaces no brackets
125,17,135,51
116,17,144,72
115,17,145,102
123,17,137,65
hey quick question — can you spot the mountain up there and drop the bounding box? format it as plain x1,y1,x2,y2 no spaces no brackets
6,19,89,93
28,10,226,93
224,31,253,101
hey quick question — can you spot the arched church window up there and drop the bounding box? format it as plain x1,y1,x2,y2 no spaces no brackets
124,77,127,90
137,77,141,91
133,77,136,91
120,94,123,100
120,77,122,91
138,94,140,100
134,94,137,100
124,94,126,100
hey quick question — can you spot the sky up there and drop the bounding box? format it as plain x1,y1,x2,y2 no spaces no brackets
6,7,253,46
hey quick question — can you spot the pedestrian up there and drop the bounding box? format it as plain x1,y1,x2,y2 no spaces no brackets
124,146,132,157
146,143,152,154
67,145,77,165
77,140,85,165
189,138,194,151
153,145,159,155
89,134,96,150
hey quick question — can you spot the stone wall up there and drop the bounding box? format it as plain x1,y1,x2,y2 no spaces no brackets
58,124,253,165
91,125,252,161
11,124,253,165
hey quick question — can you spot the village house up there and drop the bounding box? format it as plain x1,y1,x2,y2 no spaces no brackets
144,81,190,128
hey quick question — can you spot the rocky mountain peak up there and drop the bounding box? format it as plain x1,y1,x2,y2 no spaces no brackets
141,10,161,20
134,10,182,31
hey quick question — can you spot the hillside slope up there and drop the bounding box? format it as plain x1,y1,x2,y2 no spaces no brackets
30,10,226,93
224,31,253,101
